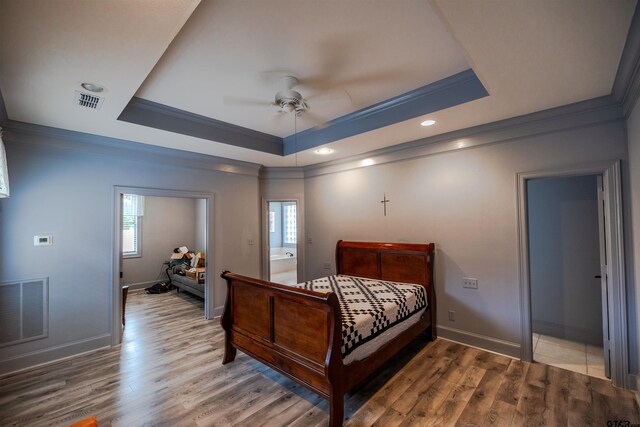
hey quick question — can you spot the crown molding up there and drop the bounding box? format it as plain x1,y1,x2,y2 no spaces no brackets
118,97,283,155
118,70,487,157
282,69,488,155
2,119,262,177
302,95,624,178
259,167,304,180
613,3,640,117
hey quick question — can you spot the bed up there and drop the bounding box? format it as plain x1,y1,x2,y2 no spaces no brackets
220,240,436,426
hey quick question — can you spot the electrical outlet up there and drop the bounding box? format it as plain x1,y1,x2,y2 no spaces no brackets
307,237,313,244
463,277,478,289
247,239,255,246
448,310,455,321
323,262,331,270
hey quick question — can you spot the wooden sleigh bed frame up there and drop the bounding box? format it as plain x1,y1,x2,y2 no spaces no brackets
220,240,436,426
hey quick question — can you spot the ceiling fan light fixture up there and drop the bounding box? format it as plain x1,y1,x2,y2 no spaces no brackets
314,147,334,155
421,119,436,127
80,82,105,93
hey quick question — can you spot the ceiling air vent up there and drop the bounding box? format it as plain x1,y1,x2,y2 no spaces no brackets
74,91,104,110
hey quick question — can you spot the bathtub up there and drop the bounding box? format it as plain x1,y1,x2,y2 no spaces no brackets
270,247,297,274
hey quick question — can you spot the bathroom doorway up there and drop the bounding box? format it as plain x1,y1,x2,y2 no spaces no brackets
527,174,608,379
517,160,628,387
266,200,298,285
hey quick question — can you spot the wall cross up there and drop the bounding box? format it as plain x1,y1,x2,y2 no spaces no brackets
381,193,390,216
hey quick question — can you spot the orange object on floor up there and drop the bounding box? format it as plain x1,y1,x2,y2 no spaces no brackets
68,416,98,427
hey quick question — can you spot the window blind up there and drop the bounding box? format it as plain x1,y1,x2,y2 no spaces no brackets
122,194,144,256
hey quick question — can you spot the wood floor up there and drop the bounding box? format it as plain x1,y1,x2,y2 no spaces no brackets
1,291,638,426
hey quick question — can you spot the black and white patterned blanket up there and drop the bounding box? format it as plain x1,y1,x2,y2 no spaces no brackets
291,275,427,358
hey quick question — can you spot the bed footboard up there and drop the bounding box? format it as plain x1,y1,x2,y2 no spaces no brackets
220,271,345,423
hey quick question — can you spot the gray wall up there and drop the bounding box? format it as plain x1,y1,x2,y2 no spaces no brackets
0,136,260,373
527,175,603,345
121,196,198,288
627,102,640,381
194,198,206,254
303,119,630,355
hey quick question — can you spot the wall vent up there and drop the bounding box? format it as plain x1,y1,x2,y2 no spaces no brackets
74,91,104,110
0,278,48,347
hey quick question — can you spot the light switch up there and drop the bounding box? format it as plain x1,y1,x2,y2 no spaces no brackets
34,235,52,246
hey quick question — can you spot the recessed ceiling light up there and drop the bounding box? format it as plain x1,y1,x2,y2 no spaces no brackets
314,147,334,155
81,82,104,93
421,119,436,127
361,158,375,167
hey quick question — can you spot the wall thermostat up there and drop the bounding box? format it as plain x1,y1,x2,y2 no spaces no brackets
34,235,52,246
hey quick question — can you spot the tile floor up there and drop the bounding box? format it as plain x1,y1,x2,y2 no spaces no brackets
270,269,298,285
532,333,608,379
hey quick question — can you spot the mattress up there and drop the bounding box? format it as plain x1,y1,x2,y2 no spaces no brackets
291,274,427,364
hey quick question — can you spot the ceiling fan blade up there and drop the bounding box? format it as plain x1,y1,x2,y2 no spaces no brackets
223,96,273,107
301,110,329,129
259,70,299,87
299,69,404,93
333,69,406,88
306,88,352,106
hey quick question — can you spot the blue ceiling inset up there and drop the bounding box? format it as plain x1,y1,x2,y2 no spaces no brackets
117,69,487,157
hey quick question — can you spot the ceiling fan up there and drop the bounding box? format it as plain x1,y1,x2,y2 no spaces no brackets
224,74,351,129
272,76,310,115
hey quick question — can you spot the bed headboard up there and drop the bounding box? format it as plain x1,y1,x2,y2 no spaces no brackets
335,240,436,334
335,240,434,288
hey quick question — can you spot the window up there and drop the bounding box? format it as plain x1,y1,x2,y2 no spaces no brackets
283,203,296,244
122,194,144,257
0,129,9,198
269,211,276,233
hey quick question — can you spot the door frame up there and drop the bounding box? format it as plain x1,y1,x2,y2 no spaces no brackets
261,198,303,284
516,160,628,387
112,186,215,345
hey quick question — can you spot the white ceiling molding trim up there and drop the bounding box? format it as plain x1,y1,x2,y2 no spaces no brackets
302,95,623,178
613,3,640,117
1,118,262,178
282,69,487,155
259,167,304,180
118,97,283,155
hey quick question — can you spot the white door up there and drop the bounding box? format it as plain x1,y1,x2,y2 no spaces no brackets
596,175,611,378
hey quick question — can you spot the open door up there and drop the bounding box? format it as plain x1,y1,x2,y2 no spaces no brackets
117,193,124,343
518,160,627,387
266,200,299,285
597,175,611,378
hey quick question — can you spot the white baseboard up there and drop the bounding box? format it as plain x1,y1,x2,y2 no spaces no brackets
124,280,157,291
438,325,521,358
0,333,112,377
212,305,224,318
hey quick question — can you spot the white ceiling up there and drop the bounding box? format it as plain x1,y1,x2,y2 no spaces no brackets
0,0,635,167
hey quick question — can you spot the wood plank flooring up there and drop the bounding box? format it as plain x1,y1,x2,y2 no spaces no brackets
1,290,638,426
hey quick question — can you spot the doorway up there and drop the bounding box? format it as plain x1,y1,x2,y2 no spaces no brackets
112,187,214,345
266,200,299,285
517,160,628,388
527,175,607,379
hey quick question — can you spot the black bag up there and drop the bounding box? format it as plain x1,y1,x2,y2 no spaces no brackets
145,282,169,294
